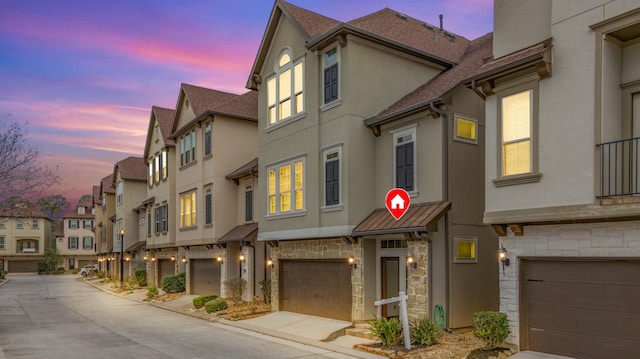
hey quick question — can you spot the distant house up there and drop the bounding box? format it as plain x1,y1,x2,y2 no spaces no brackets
58,197,96,270
0,201,53,273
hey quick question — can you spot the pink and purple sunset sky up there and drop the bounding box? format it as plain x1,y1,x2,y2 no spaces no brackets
0,0,493,205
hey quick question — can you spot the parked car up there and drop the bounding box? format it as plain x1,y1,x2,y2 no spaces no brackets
79,264,99,277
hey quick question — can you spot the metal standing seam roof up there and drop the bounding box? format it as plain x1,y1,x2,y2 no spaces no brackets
351,201,451,237
125,240,146,253
218,223,258,244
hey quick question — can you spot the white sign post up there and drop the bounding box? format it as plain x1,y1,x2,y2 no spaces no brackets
374,291,411,350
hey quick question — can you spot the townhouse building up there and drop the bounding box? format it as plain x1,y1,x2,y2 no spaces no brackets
471,0,640,357
95,174,116,275
57,196,96,270
112,156,147,281
167,84,258,295
0,201,53,273
248,0,498,327
142,106,179,286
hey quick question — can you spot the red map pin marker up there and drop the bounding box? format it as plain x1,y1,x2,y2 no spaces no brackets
385,188,410,220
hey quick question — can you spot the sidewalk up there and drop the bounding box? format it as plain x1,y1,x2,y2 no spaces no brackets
84,278,382,359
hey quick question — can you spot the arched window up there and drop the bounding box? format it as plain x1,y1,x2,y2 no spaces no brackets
267,50,304,125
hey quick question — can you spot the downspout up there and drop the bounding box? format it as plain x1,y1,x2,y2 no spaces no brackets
429,103,451,329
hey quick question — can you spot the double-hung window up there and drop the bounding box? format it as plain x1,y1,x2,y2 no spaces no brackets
68,236,78,249
267,51,304,125
501,90,532,176
16,219,23,229
324,147,341,206
180,191,197,228
69,220,79,229
116,181,123,204
180,129,196,166
32,219,39,229
83,220,92,229
392,126,416,192
268,158,304,215
83,236,93,250
323,47,339,104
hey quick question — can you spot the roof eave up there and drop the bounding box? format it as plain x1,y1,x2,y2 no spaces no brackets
364,96,442,128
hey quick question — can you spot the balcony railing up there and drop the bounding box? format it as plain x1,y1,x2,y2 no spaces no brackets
597,137,640,197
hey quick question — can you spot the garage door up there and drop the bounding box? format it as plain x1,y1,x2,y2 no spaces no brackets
190,259,220,295
280,260,352,321
8,260,39,273
522,259,640,358
158,259,174,281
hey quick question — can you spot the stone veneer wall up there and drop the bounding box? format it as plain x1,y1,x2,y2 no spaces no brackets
499,221,640,347
270,238,364,322
406,240,429,322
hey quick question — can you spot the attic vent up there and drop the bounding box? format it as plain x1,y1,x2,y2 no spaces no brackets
423,23,434,30
396,13,408,20
443,31,456,43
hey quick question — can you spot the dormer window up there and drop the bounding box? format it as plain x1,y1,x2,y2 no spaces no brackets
267,50,304,126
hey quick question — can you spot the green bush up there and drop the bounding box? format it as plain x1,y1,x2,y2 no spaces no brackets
147,284,159,298
223,277,247,304
0,271,5,280
369,316,402,347
54,267,66,275
259,279,271,304
193,294,218,309
134,269,147,286
410,316,442,346
204,298,228,313
161,272,186,293
472,311,510,350
72,268,80,274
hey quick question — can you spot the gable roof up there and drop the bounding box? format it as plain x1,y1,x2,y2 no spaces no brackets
212,90,258,121
171,83,240,137
248,0,471,89
112,156,146,183
100,173,115,194
365,33,493,129
143,106,176,163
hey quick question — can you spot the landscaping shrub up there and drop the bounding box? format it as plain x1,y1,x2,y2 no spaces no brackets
410,316,442,346
472,311,510,350
72,268,80,274
161,272,186,293
134,269,147,286
369,316,402,347
0,271,6,280
147,284,159,298
259,279,271,304
54,267,66,275
224,277,247,304
204,298,228,313
193,294,218,309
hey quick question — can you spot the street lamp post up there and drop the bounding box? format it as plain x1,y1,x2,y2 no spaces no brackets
119,228,125,283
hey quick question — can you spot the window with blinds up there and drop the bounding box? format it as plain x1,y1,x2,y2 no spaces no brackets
502,90,532,176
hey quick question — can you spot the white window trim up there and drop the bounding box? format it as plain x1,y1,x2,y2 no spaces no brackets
321,45,341,108
322,145,343,210
266,156,306,218
391,124,418,196
266,49,306,129
453,114,478,144
453,236,478,263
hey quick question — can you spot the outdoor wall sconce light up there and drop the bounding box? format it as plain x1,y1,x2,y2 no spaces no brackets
406,252,417,269
216,255,224,264
125,257,130,262
181,257,187,264
239,253,245,263
348,256,357,269
497,244,510,273
267,258,273,268
151,257,156,262
143,255,148,261
171,256,175,261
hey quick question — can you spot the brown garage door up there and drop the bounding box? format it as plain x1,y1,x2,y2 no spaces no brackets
158,259,174,280
280,260,352,321
190,259,221,295
521,259,640,358
8,260,39,273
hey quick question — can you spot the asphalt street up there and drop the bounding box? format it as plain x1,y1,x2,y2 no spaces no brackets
0,275,356,359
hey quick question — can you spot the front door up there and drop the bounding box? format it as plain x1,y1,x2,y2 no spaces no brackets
381,257,400,317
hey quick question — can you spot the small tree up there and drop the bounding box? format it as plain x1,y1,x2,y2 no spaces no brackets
42,247,63,272
223,277,247,304
259,279,271,304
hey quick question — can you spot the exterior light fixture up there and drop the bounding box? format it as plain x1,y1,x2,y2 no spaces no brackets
497,244,510,274
181,257,187,264
407,252,417,269
125,257,130,262
216,255,224,264
151,257,156,262
143,255,148,261
171,256,175,261
348,256,357,269
267,258,273,268
239,253,245,263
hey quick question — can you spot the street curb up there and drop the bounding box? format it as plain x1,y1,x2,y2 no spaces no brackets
82,279,384,359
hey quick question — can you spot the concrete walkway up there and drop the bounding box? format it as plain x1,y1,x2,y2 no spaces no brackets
510,351,576,359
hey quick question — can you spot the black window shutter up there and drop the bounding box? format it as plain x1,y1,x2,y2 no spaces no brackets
324,64,338,104
245,190,253,222
205,192,212,224
325,159,339,205
396,142,414,191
